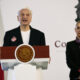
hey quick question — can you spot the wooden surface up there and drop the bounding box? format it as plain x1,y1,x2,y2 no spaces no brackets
0,46,49,59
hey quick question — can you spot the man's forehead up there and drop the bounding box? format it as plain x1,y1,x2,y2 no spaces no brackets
77,23,80,27
18,8,32,15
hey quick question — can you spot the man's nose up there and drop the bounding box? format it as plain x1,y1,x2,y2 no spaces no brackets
23,15,27,18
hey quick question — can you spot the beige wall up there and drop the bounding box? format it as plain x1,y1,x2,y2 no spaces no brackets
0,8,4,46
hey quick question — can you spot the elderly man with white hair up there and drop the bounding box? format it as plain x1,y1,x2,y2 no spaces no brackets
3,8,46,46
3,7,46,80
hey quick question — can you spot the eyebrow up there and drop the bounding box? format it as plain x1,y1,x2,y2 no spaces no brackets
76,26,80,29
76,26,80,27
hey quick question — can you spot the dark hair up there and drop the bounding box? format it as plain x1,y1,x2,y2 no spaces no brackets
76,20,80,27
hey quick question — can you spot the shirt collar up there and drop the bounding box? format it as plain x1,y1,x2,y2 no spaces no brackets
76,37,80,43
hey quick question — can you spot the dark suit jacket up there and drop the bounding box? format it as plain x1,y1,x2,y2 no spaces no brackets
66,40,80,79
3,26,46,46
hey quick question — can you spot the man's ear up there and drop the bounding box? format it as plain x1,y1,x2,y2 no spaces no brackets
17,16,19,21
75,28,77,33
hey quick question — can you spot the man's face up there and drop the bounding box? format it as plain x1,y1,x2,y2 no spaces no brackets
75,22,80,38
17,9,32,26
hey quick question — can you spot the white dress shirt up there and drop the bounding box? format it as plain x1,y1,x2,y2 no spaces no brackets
21,30,30,44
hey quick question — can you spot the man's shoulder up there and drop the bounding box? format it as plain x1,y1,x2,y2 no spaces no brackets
31,27,44,35
6,27,19,34
67,40,76,45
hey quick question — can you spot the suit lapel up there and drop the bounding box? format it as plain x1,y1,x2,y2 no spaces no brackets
18,26,33,45
29,26,33,45
17,26,23,44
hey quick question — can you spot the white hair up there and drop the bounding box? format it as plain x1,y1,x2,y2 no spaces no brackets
17,7,32,16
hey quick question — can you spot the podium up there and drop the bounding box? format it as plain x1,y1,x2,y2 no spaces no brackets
0,46,50,70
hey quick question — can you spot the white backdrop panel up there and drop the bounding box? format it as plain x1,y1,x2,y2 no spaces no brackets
0,0,78,80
